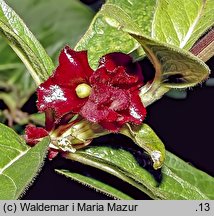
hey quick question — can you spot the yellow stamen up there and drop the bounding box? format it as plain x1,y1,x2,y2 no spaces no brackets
75,83,91,98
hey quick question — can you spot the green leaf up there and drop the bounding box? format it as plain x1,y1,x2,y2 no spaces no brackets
65,144,214,200
152,0,214,50
65,147,158,199
132,33,210,106
107,0,156,36
28,113,45,127
0,123,50,199
131,33,210,89
164,151,214,199
56,169,133,200
0,0,54,85
75,0,156,68
100,4,210,106
120,124,165,169
0,67,36,111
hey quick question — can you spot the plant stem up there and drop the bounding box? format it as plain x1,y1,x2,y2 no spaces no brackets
190,28,214,62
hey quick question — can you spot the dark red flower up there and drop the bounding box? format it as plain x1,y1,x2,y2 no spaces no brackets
37,46,146,132
25,124,48,146
25,125,59,160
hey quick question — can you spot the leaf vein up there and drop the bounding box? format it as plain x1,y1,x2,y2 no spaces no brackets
180,0,205,48
0,149,29,174
0,143,25,153
2,173,17,198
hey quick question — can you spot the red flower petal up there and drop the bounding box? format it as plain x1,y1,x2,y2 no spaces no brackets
99,52,133,72
37,46,93,120
91,83,130,109
80,100,118,123
127,90,147,124
80,87,146,132
80,83,145,132
37,78,87,119
25,124,48,146
55,46,93,86
44,108,55,132
113,91,146,126
99,121,122,132
48,148,59,160
80,83,130,121
97,52,144,89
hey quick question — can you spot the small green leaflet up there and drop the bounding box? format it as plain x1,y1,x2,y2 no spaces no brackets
120,124,165,169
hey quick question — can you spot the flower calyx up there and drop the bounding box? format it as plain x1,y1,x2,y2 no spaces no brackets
25,117,109,160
